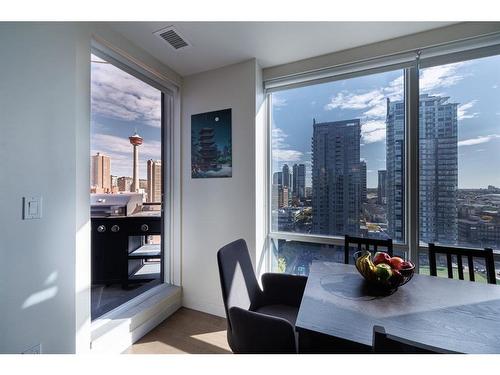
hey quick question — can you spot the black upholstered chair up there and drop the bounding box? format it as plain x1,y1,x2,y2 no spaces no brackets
217,238,307,353
372,326,459,354
428,243,496,284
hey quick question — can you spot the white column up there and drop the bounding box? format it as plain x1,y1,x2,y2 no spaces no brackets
132,145,139,192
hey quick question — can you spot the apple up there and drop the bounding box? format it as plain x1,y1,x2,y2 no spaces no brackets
375,263,392,282
373,252,392,265
389,256,405,270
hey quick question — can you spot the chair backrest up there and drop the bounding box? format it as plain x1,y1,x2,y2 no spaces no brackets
344,235,393,264
217,239,262,328
372,325,458,354
428,243,496,284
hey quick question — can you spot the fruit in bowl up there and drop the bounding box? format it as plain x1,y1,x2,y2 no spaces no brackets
354,251,415,291
373,252,392,266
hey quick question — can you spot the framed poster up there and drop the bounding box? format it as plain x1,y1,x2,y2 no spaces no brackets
191,108,232,178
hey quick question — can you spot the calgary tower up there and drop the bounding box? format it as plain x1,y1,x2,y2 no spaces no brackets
129,131,143,193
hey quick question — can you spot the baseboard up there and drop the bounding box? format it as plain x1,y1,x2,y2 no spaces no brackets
182,295,226,318
91,284,182,354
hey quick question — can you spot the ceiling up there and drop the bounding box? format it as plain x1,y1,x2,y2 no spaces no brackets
110,22,455,77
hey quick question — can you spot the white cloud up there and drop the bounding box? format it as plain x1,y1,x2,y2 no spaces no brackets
92,133,161,158
323,76,405,144
363,101,387,118
272,127,303,162
458,134,500,147
273,149,303,162
272,96,287,107
324,90,384,111
362,120,386,144
458,100,479,120
91,55,161,127
420,62,467,93
321,62,470,145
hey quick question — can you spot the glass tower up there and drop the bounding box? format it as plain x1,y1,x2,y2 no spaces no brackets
386,94,458,244
312,119,361,236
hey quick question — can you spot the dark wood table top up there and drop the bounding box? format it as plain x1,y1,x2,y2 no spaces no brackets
296,261,500,353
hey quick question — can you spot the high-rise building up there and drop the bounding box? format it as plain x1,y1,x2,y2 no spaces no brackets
282,186,289,208
110,175,119,194
282,164,291,191
91,152,111,193
360,160,367,203
386,95,458,243
312,119,361,236
272,184,289,209
386,98,406,241
117,176,133,192
293,164,306,199
377,170,387,205
147,159,162,203
419,94,458,244
273,171,283,185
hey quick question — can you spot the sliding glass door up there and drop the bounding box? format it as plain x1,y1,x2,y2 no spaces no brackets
90,51,170,320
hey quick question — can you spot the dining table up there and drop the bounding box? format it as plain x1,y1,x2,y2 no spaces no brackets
296,261,500,353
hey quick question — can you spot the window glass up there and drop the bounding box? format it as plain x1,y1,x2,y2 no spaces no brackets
418,55,500,251
271,69,405,242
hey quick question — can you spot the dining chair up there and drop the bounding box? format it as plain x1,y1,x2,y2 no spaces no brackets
372,325,460,354
344,235,393,264
428,243,496,284
217,238,308,353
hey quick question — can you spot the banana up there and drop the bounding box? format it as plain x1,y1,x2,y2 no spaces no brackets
356,252,378,282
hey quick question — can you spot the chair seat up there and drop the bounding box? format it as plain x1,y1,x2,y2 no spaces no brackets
254,304,299,327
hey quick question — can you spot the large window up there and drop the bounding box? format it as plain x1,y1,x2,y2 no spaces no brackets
417,54,500,277
271,69,405,242
269,45,500,279
418,55,500,249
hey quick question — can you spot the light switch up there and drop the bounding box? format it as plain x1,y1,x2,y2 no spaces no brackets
23,196,42,220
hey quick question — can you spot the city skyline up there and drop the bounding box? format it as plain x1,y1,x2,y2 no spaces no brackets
272,54,500,189
91,54,162,180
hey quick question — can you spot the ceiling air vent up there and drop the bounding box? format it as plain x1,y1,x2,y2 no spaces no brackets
154,26,191,50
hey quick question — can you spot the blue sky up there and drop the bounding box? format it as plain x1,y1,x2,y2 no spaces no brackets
272,54,500,189
91,54,161,179
91,53,500,188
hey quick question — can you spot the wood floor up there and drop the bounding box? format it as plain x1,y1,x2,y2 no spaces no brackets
124,307,232,354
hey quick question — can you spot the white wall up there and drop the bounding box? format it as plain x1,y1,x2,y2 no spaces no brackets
181,59,263,316
0,22,181,354
0,23,91,354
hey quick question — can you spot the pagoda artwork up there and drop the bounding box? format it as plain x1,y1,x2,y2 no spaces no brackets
191,108,232,178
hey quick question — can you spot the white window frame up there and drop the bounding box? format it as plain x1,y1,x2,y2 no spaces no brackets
90,41,180,286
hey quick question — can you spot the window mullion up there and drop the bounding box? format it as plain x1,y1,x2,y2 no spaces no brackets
405,65,420,269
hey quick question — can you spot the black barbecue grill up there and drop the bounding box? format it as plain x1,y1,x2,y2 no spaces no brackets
90,193,162,288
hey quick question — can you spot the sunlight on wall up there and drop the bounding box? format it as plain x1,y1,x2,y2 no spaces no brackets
22,286,58,309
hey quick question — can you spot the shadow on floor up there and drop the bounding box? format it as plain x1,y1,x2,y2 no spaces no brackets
125,307,231,354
